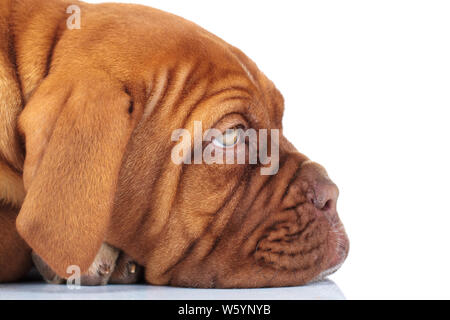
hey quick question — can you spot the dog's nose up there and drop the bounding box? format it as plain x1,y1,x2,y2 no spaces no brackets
299,161,339,217
308,181,339,212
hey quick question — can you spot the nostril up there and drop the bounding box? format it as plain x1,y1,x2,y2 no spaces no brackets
322,200,333,211
310,183,339,212
313,197,334,211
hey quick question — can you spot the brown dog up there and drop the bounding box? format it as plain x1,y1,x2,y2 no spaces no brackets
0,0,349,288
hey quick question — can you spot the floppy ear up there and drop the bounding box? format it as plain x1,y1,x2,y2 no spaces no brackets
16,73,137,278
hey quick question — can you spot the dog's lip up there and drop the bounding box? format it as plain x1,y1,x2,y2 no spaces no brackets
313,224,349,282
312,261,344,283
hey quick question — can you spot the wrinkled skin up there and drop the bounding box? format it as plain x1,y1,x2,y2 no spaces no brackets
0,0,349,287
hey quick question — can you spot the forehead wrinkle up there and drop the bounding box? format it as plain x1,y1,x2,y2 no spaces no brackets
170,72,253,131
220,54,279,129
237,59,258,88
139,61,264,176
203,66,271,130
156,63,196,119
143,68,169,119
142,61,202,121
228,48,258,88
144,52,261,131
182,91,251,134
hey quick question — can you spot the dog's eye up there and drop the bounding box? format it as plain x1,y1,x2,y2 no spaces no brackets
213,127,244,148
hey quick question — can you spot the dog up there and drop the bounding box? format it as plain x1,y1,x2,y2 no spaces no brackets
0,0,349,288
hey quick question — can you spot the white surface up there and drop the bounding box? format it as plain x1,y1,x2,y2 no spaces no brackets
0,280,344,300
17,0,450,299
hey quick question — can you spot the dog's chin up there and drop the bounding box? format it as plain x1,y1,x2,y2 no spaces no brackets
310,223,349,283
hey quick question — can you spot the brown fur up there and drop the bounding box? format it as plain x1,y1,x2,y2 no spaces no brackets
0,0,348,287
0,204,31,282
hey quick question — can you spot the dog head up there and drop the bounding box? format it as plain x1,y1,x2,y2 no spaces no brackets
16,2,348,288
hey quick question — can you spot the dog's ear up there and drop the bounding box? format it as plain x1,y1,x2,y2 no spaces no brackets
16,73,138,278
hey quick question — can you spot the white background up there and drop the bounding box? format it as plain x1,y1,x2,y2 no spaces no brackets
86,0,450,299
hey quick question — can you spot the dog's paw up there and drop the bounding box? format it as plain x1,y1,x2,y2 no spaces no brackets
109,252,143,284
32,243,120,286
78,243,120,286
